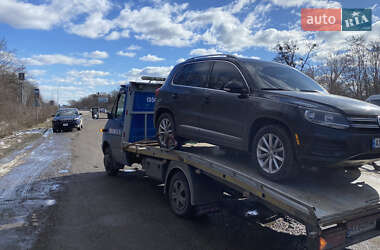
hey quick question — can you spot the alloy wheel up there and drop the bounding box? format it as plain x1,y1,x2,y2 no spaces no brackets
170,179,187,212
256,133,285,174
158,118,173,147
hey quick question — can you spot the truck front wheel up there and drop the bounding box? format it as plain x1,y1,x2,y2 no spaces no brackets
168,171,193,217
103,147,122,176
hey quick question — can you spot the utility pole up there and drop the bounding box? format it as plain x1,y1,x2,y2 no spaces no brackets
18,72,25,104
34,88,40,121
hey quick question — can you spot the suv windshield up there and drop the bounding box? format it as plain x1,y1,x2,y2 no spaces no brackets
242,60,327,93
57,110,77,116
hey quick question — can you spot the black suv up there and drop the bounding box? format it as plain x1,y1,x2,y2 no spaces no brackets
52,108,83,132
154,54,380,180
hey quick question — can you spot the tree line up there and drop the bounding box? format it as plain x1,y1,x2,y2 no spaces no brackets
274,35,380,100
0,39,57,137
68,91,119,111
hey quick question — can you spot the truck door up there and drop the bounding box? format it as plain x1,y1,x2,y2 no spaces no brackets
109,92,126,164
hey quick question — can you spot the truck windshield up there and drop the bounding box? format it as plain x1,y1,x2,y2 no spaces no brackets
242,59,327,93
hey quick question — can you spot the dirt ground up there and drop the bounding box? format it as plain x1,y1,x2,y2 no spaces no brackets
0,113,378,250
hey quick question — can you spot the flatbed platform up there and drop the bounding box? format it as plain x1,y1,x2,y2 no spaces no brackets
123,141,380,249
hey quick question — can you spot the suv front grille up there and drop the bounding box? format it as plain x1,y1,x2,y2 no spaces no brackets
347,117,380,129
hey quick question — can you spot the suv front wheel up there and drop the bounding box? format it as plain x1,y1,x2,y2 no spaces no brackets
251,125,298,181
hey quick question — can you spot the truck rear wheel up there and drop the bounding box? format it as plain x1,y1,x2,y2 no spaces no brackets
168,171,193,217
103,147,122,176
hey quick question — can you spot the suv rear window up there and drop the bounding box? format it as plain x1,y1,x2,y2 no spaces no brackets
173,62,211,87
209,61,246,90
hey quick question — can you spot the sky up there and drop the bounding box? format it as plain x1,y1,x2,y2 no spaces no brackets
0,0,379,104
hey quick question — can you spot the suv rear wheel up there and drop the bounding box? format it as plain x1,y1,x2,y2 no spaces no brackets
252,125,298,181
157,113,181,150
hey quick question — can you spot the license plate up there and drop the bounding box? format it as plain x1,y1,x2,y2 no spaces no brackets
372,138,380,149
347,220,376,237
63,123,68,127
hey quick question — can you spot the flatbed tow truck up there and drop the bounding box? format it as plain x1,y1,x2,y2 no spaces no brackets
102,79,380,250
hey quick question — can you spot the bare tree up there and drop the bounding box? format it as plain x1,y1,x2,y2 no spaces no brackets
319,54,349,95
342,36,370,99
368,41,380,95
274,40,317,72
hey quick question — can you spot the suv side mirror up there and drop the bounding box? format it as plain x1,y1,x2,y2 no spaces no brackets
107,112,113,119
223,81,248,94
79,113,82,115
51,114,55,117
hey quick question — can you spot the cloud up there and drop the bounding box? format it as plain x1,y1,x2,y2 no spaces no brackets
139,54,165,62
0,0,113,30
83,50,109,59
104,30,130,40
115,3,195,47
0,0,59,30
122,66,173,81
39,84,90,104
67,70,110,77
117,51,136,57
22,54,103,66
268,0,341,8
52,69,117,88
176,58,186,63
66,12,114,39
190,48,221,56
28,69,46,77
127,45,141,50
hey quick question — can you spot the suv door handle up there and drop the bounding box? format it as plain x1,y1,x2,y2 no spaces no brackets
172,93,178,99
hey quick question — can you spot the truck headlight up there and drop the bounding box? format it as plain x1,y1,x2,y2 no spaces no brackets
304,109,349,129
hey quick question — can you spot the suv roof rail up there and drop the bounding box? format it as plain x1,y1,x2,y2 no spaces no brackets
185,54,237,62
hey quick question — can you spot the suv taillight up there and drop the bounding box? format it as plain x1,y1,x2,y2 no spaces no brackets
155,88,161,97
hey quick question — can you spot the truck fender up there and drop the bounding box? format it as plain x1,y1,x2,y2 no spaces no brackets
164,161,222,206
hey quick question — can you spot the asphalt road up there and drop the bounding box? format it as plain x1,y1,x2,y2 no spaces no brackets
1,114,378,250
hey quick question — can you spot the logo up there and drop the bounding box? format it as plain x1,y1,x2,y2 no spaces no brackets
301,8,372,31
342,9,371,31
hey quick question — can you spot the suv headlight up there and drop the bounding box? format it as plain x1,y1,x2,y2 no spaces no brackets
304,109,349,129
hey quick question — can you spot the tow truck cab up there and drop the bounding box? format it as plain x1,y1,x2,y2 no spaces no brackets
101,80,162,165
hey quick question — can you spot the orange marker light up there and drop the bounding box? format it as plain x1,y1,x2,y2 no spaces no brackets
319,237,327,250
295,133,301,145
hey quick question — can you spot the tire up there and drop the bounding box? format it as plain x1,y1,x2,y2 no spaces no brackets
168,171,193,217
103,147,123,176
251,125,298,181
157,113,182,149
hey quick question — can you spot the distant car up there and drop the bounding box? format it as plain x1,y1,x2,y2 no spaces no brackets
366,95,380,106
91,107,99,119
52,108,83,132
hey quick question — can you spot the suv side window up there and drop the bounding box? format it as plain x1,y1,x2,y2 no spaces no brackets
209,61,246,90
114,93,126,118
173,62,211,87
